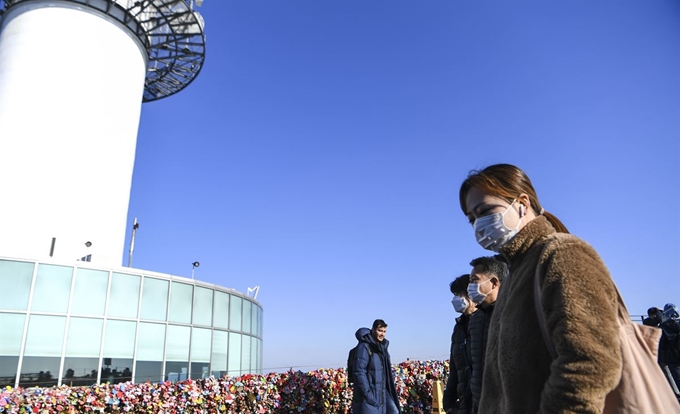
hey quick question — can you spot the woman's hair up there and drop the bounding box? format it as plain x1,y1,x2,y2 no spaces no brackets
449,274,470,295
459,163,569,233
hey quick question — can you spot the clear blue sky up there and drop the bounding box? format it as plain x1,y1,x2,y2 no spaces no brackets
125,0,680,373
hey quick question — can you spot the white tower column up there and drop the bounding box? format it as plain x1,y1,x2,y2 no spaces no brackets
0,2,147,266
0,0,205,267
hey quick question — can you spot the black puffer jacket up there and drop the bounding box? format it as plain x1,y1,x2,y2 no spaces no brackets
659,317,680,365
443,314,473,414
469,303,495,413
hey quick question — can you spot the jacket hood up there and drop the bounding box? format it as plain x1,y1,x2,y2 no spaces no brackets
355,327,390,348
355,327,371,341
664,303,679,319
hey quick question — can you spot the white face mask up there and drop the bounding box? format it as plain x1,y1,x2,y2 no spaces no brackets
451,296,469,313
467,279,491,304
473,199,523,252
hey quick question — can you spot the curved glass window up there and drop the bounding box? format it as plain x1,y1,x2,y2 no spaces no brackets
0,260,34,311
108,273,141,319
103,320,136,384
165,325,190,381
190,327,211,379
251,305,259,337
71,269,108,316
169,282,193,324
241,335,251,374
63,318,103,386
31,264,73,313
242,301,252,335
250,336,258,375
140,278,168,321
229,296,242,332
228,332,241,377
211,330,228,378
0,313,25,387
192,287,213,326
21,315,67,387
136,322,166,383
213,291,229,329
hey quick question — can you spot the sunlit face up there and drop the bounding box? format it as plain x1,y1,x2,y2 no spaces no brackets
372,326,387,343
470,264,500,305
453,292,477,315
464,187,523,231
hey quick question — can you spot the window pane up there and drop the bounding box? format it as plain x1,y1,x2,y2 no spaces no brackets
228,333,241,377
31,264,73,313
135,361,162,384
229,296,242,331
213,291,229,329
24,315,66,356
0,313,25,387
259,306,264,338
71,269,108,316
136,323,165,361
168,283,193,324
102,359,133,384
65,318,103,357
19,357,60,387
258,339,263,374
0,313,25,354
166,325,190,361
104,320,136,358
165,325,190,382
22,315,66,388
251,305,259,338
242,335,251,374
140,278,168,321
62,358,98,386
211,330,228,376
250,336,257,375
190,328,211,379
191,327,211,363
108,273,140,319
192,287,213,326
242,301,252,335
0,260,34,311
0,356,19,388
103,320,136,385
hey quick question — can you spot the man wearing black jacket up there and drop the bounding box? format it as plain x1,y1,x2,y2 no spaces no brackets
466,256,508,414
444,274,477,414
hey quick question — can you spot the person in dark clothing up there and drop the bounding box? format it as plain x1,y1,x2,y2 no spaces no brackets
467,256,508,414
352,319,401,414
643,307,663,327
659,303,680,395
444,274,477,414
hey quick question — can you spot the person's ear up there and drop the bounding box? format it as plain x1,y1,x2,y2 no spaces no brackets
517,193,531,216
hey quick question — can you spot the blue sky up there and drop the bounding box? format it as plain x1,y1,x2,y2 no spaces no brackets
126,0,680,373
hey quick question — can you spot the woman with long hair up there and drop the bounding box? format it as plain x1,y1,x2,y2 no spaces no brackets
459,163,621,413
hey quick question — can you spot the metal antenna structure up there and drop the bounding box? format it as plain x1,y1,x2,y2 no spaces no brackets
0,0,207,266
1,0,206,102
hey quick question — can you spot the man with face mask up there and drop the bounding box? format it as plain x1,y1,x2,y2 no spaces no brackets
467,256,508,414
444,274,478,414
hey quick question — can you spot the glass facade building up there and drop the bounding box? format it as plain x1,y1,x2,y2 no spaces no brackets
0,258,263,388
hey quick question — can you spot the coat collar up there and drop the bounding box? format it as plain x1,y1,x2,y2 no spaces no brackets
500,215,556,265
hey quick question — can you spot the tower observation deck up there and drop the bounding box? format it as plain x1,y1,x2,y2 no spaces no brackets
0,0,207,266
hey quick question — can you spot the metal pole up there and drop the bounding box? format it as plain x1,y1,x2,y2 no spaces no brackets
128,218,138,267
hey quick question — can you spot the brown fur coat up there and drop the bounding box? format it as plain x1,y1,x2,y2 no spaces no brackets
478,216,622,414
